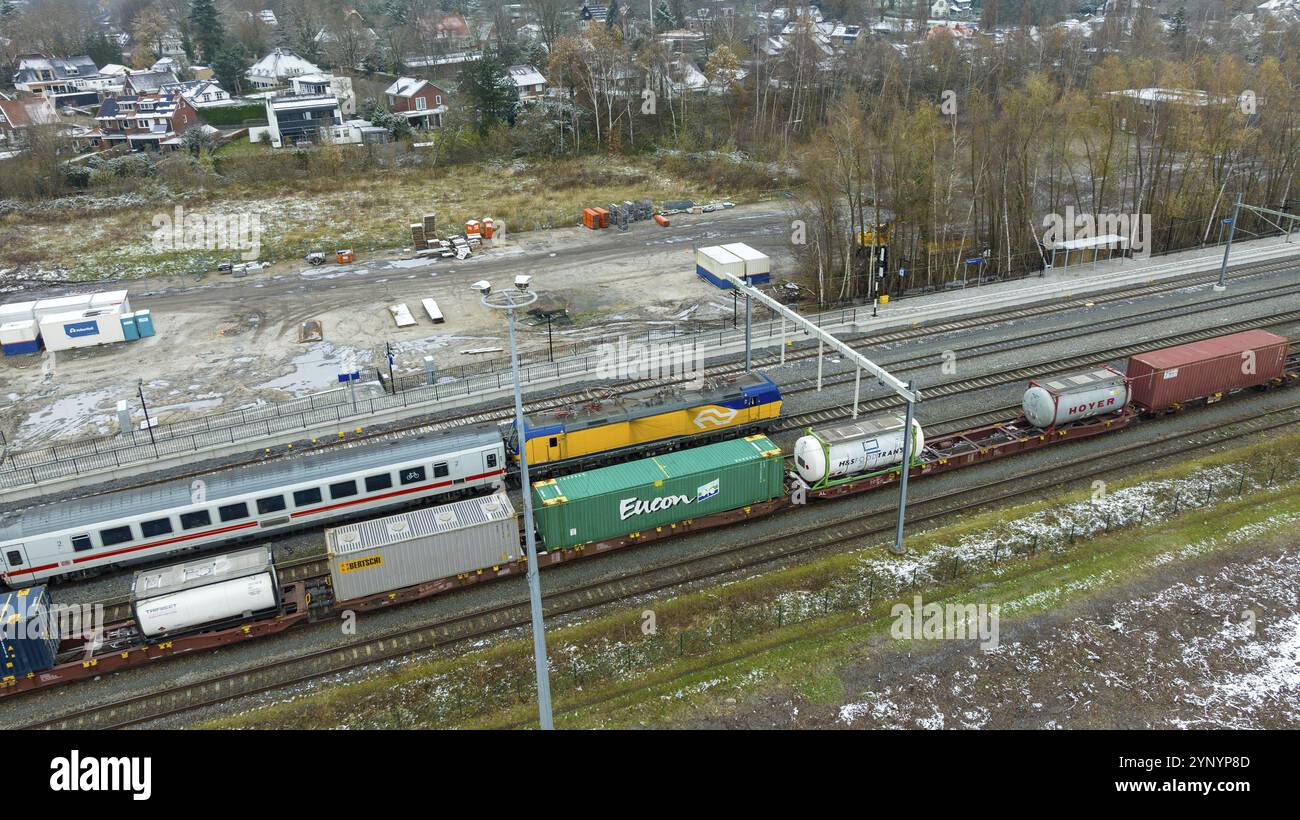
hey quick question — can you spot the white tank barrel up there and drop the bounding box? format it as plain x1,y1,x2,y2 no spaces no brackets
132,547,280,638
1022,367,1131,429
793,414,925,486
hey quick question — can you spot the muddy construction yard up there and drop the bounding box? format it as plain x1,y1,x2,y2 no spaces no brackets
0,202,795,448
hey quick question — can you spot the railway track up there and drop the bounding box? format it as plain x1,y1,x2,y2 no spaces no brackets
24,396,1300,730
18,256,1297,505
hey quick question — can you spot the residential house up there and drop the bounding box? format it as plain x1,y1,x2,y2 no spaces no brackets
506,65,547,101
581,5,609,26
124,69,180,95
251,93,343,147
324,118,390,146
290,73,357,117
89,90,202,151
12,55,118,108
0,95,59,148
245,48,324,90
383,77,448,129
402,51,481,81
416,13,472,42
161,79,235,109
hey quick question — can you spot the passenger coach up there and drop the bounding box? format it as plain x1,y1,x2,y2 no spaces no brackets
0,429,505,586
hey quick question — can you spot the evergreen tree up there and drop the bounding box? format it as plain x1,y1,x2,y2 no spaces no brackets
211,44,248,95
457,53,517,136
82,27,124,68
189,0,224,65
607,0,619,30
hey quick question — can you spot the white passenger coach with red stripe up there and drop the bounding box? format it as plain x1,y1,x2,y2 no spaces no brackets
0,428,506,586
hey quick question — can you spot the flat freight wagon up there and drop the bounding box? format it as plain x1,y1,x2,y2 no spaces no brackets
532,435,785,550
326,492,520,602
1127,330,1290,412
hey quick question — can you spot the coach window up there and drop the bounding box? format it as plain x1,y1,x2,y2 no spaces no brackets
486,453,497,468
99,526,134,547
294,487,323,507
219,502,250,522
400,466,426,485
365,473,393,492
433,463,449,478
140,518,174,537
330,480,358,500
257,495,287,515
7,550,24,567
180,510,212,530
72,534,93,552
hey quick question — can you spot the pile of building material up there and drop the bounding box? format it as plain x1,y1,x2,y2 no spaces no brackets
0,290,154,356
406,211,486,260
694,243,772,289
583,200,654,230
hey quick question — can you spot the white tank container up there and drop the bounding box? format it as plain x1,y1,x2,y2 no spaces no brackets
793,414,925,485
132,547,280,637
1022,366,1130,428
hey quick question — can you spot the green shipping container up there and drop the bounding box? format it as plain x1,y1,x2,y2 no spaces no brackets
532,435,785,550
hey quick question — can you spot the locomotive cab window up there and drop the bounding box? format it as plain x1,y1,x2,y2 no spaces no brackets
400,466,426,485
99,526,134,547
141,518,174,537
219,502,250,522
330,480,358,499
433,463,449,478
365,473,393,492
71,534,93,552
180,510,212,530
294,487,323,506
257,495,287,515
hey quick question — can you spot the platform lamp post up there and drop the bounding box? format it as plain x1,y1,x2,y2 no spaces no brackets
1216,192,1242,292
475,275,554,730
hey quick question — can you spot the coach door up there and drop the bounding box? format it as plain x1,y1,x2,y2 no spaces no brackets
3,543,28,576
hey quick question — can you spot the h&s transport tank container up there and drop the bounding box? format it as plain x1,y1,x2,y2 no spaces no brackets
695,245,747,289
1126,330,1290,412
326,493,520,602
793,414,924,487
0,585,59,679
532,435,785,550
131,546,281,638
1022,366,1131,429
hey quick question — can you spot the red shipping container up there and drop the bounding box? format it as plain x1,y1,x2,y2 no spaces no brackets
593,207,609,228
1126,329,1289,411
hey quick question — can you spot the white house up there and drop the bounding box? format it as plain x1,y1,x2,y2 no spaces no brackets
249,93,343,148
245,48,324,90
161,78,235,109
290,73,356,117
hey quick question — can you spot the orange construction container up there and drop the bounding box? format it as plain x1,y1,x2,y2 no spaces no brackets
654,213,670,227
593,207,609,228
482,217,495,239
583,208,599,230
335,249,355,263
465,220,481,236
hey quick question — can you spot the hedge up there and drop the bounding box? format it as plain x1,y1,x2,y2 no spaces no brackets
198,103,269,127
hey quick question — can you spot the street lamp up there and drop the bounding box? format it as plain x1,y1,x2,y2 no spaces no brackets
474,275,555,730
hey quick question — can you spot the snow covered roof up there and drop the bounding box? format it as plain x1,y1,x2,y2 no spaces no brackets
385,77,430,97
507,65,546,88
247,48,323,80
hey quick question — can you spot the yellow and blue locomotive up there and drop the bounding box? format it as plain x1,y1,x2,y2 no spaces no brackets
516,372,782,475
